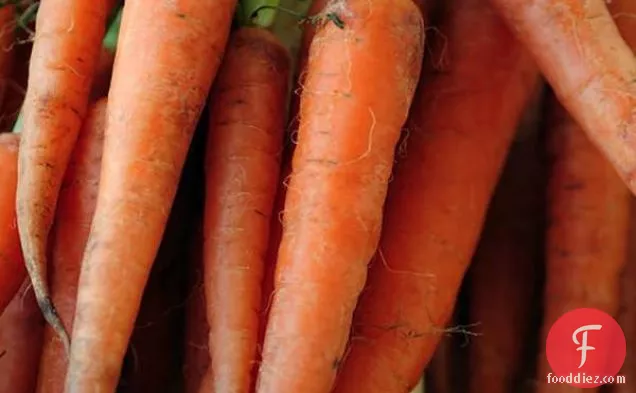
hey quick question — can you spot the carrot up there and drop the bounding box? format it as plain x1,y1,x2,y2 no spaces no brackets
64,0,237,389
535,94,631,393
249,157,293,393
256,1,424,391
0,281,45,393
16,0,111,349
34,99,106,393
488,0,636,197
202,27,290,393
0,132,22,314
468,101,544,393
330,0,538,391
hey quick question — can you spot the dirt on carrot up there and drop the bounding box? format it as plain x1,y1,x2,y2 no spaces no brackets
16,0,111,350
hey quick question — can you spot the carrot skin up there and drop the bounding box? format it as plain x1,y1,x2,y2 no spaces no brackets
256,1,424,392
65,1,236,390
0,281,45,393
331,0,539,391
468,106,544,393
203,27,290,393
35,99,106,393
256,160,291,353
536,95,631,393
16,0,110,348
0,133,23,313
250,158,293,393
488,0,636,196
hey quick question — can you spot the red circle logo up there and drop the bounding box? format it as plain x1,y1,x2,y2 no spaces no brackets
545,308,626,388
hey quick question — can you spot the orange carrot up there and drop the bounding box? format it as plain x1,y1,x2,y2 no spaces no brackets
535,94,631,393
117,116,205,393
65,1,237,390
251,157,293,393
202,27,290,393
468,102,544,393
16,0,110,348
34,99,106,393
256,1,424,391
0,132,22,314
330,0,539,391
488,0,636,197
0,281,45,393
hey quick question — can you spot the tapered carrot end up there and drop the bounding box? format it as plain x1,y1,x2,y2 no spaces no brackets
37,295,71,356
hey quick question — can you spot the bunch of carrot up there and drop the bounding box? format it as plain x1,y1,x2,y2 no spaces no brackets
0,0,635,392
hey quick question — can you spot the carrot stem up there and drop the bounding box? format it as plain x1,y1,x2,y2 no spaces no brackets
239,0,280,28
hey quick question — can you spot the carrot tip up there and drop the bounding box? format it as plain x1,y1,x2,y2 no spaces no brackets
37,295,71,355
